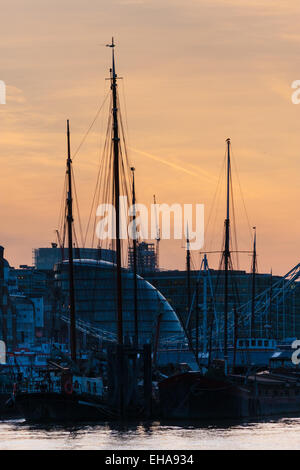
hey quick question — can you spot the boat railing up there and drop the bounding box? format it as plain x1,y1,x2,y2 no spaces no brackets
15,377,105,397
0,384,14,393
16,380,62,394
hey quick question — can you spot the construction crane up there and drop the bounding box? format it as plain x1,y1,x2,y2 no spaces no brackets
153,195,160,270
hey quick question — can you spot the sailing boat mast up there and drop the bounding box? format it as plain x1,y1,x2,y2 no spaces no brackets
107,38,123,345
195,280,199,359
224,137,231,370
202,254,208,354
269,268,273,334
66,120,76,363
266,268,273,339
153,195,160,269
251,227,257,338
186,225,191,339
131,167,138,346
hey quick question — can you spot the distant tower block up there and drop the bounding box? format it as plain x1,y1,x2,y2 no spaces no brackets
128,242,157,273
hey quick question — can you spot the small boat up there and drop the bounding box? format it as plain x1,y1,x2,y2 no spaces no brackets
15,392,115,422
159,360,300,420
15,374,117,422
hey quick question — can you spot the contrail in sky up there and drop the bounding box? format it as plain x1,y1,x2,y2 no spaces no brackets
129,147,215,181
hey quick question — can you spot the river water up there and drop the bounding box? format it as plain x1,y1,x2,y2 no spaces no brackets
0,417,300,450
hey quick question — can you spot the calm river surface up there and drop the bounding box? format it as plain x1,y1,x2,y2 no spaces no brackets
0,417,300,450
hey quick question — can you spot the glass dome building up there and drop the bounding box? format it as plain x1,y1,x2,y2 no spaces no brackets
55,259,185,347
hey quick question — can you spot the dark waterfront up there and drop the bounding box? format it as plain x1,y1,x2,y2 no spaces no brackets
0,417,300,450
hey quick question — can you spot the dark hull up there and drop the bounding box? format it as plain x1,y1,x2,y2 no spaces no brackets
159,372,300,420
15,392,118,423
0,393,21,419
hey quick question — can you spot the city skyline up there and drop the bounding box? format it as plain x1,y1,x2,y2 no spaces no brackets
1,0,300,276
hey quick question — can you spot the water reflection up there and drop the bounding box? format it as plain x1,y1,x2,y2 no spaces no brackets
1,416,300,449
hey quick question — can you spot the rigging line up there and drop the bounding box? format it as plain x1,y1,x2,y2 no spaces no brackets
84,109,112,246
72,226,81,266
205,152,226,255
189,248,198,273
120,79,130,147
212,226,227,303
57,173,67,235
84,160,101,247
205,152,226,237
119,146,132,208
91,108,113,249
88,89,132,257
72,91,110,161
230,171,239,270
58,188,68,252
120,143,132,200
58,178,66,236
91,130,113,249
118,94,131,166
84,92,109,245
229,256,241,308
98,128,114,249
71,167,84,248
59,208,66,247
231,147,253,243
62,216,67,250
100,114,114,212
118,97,133,200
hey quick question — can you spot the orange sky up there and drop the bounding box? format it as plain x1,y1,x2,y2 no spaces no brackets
1,0,300,275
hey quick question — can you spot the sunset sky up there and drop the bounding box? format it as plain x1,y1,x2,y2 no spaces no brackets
1,0,300,275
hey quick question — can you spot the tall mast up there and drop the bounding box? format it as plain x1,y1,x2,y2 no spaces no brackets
107,38,123,345
186,225,191,340
202,254,208,354
131,167,138,346
233,305,238,372
267,268,273,339
195,280,199,360
66,120,76,363
224,137,231,370
153,195,160,270
251,226,257,338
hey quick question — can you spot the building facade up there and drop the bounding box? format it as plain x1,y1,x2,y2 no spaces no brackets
128,242,157,273
33,244,116,271
145,268,300,343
